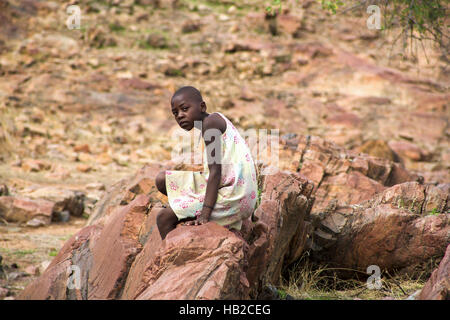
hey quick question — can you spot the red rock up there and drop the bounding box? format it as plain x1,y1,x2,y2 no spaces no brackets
122,170,313,299
248,171,314,282
22,186,85,217
73,144,91,153
87,163,162,225
0,287,9,299
292,135,419,215
0,184,8,196
277,14,302,35
309,182,450,273
356,140,397,162
131,222,249,300
18,167,314,300
119,78,159,91
418,244,450,300
223,39,269,53
121,206,163,299
25,265,40,276
289,42,333,59
18,225,101,299
326,112,362,128
21,159,51,172
0,196,54,224
388,141,427,161
76,164,92,173
86,194,148,299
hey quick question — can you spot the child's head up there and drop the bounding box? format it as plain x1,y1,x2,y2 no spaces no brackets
170,86,207,131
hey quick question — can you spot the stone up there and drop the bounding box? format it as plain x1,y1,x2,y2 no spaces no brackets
308,181,450,275
126,221,249,299
0,287,9,299
0,196,54,225
25,265,40,276
86,164,161,225
86,182,106,191
277,14,302,35
224,40,265,53
142,33,168,49
388,141,428,161
18,167,314,300
76,164,92,173
26,217,48,227
22,186,85,217
357,139,398,162
73,144,91,153
181,20,201,33
21,159,51,172
87,27,117,48
53,210,70,223
119,78,159,91
418,244,450,300
0,184,8,196
292,135,419,216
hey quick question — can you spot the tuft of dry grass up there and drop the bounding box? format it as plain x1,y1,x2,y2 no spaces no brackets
0,104,16,160
279,254,427,300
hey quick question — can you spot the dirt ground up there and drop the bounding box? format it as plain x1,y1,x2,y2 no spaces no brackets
0,216,88,298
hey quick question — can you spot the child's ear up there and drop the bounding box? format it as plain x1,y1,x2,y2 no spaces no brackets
200,101,206,113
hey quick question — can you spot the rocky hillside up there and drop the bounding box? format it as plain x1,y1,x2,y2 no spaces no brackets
0,0,448,300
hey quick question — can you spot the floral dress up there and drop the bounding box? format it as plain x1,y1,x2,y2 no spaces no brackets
165,112,258,230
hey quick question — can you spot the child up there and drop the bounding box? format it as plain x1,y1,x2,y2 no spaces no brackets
155,86,258,240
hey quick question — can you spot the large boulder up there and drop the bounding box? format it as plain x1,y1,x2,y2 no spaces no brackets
308,181,449,275
21,186,86,217
18,165,314,299
0,195,54,226
418,244,450,300
86,164,162,226
282,134,420,216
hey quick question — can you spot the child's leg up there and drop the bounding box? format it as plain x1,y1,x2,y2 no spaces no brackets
156,206,178,240
155,170,167,196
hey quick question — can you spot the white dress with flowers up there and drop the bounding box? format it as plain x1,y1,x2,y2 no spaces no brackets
165,112,258,230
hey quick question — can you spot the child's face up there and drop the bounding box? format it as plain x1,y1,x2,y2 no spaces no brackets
171,93,205,131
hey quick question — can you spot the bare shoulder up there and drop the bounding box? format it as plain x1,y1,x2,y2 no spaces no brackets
203,113,226,134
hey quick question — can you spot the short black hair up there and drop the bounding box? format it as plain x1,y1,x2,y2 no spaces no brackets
171,86,203,106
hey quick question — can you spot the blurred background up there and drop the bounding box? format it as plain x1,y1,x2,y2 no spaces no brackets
0,0,448,299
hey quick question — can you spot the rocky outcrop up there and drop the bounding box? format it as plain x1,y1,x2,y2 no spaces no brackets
418,244,450,300
308,181,449,274
86,164,162,226
0,186,87,226
282,134,420,216
276,134,449,276
0,196,54,226
21,186,86,217
18,166,314,299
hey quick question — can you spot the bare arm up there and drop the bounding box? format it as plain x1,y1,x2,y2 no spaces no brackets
185,114,225,226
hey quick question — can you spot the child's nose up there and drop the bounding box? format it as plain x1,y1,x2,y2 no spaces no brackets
177,111,187,120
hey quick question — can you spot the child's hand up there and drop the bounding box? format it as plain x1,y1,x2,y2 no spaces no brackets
183,209,211,226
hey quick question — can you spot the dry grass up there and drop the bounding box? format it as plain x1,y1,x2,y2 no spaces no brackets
279,254,427,300
0,104,16,160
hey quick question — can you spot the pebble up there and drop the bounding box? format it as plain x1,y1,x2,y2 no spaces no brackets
26,218,47,228
53,210,70,223
0,287,9,299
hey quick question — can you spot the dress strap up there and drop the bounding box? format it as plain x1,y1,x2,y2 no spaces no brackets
214,112,227,123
